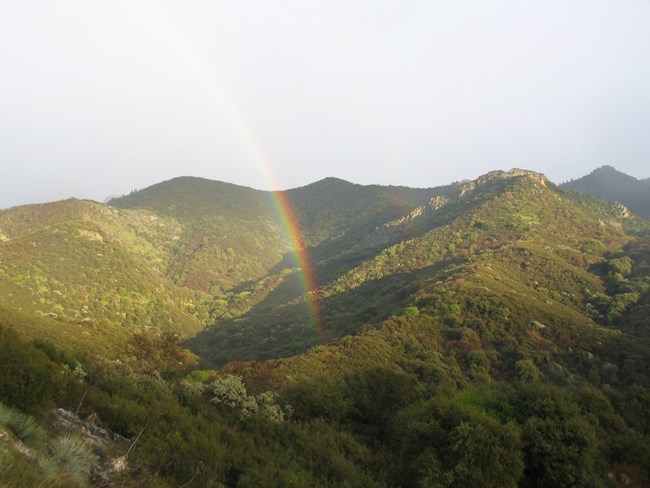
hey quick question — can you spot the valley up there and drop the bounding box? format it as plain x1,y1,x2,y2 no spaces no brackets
1,167,649,487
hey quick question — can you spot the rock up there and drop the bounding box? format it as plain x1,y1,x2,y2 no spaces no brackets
612,202,632,219
78,229,104,242
459,168,548,196
353,195,449,250
354,168,548,251
48,409,131,486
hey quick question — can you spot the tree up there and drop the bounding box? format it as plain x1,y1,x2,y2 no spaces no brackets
210,374,286,422
511,384,601,487
345,366,423,441
392,394,524,488
522,415,599,487
516,359,540,382
128,331,195,377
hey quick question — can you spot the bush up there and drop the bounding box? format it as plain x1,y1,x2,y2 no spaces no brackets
0,327,61,414
46,435,95,485
0,402,47,448
0,401,13,425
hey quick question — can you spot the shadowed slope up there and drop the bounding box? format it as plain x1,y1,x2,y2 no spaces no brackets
191,170,650,367
561,165,650,219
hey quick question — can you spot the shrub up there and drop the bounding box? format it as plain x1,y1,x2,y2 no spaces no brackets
0,327,60,414
0,402,47,448
0,401,13,425
47,435,94,485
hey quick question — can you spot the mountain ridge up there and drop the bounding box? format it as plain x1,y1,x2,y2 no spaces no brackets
561,165,650,219
2,166,650,486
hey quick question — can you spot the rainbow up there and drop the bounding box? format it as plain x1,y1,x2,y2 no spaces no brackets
269,191,323,342
223,107,323,342
136,1,323,340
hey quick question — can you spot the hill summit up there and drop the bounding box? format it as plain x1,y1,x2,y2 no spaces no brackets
1,167,650,486
561,165,650,219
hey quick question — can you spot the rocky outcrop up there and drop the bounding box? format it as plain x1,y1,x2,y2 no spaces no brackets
353,195,451,250
354,169,549,251
77,229,104,242
612,202,632,219
459,168,547,197
48,408,131,487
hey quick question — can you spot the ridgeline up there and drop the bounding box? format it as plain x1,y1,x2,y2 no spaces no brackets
1,167,649,486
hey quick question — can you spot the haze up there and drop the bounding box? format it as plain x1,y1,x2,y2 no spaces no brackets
1,0,649,209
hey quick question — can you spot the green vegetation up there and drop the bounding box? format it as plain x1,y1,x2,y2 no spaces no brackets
0,401,93,487
0,403,47,448
44,435,95,485
561,165,650,220
1,168,649,485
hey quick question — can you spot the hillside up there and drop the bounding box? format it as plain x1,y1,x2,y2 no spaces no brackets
106,176,458,328
0,199,202,356
193,169,650,367
109,176,456,292
561,165,650,219
1,169,650,486
0,177,454,355
110,176,452,248
109,177,289,293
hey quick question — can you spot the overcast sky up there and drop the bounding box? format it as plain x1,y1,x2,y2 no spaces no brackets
1,0,649,209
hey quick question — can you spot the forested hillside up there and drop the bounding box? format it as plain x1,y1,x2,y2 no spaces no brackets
0,199,202,356
561,165,650,219
1,169,649,486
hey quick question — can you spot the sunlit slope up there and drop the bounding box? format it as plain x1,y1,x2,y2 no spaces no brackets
109,177,289,292
0,176,451,357
0,199,201,355
270,242,650,398
109,176,453,293
192,170,650,368
4,170,646,370
285,176,457,248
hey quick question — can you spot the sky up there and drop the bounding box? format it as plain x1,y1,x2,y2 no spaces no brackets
1,0,649,209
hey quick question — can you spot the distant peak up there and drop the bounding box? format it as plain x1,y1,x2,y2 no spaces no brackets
592,165,621,174
292,177,356,191
319,176,351,183
458,168,548,197
575,166,639,183
312,177,354,185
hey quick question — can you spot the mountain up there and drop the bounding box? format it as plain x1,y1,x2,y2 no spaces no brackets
0,177,455,356
2,169,650,486
561,165,650,219
192,169,650,367
108,176,458,291
0,198,203,356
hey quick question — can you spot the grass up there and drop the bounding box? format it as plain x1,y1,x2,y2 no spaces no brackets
0,442,43,488
0,402,47,449
0,402,95,487
44,435,95,486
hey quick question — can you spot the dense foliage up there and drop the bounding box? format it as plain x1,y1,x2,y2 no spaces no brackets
1,168,649,485
561,165,650,220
